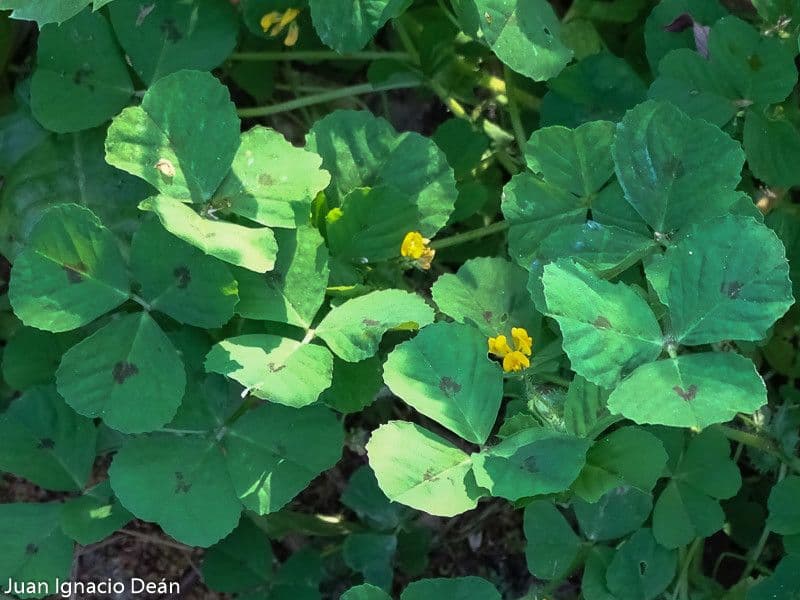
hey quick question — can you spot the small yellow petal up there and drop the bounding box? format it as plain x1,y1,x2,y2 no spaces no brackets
502,351,530,372
279,7,301,27
260,11,280,32
401,231,426,260
488,335,512,358
284,21,300,46
511,327,533,356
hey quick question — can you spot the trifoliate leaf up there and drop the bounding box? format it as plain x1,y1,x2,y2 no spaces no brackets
523,500,581,580
8,204,129,332
473,0,571,81
383,322,503,445
0,503,73,598
574,486,653,541
605,529,677,600
0,386,97,491
308,0,409,53
202,519,274,593
540,52,647,128
140,195,277,273
235,226,329,328
608,352,767,428
612,101,745,233
224,404,343,514
105,70,240,202
109,0,239,85
541,260,663,388
56,312,186,433
60,480,133,545
367,421,482,517
109,434,242,547
471,427,590,501
131,217,238,328
767,476,800,534
432,257,541,338
316,289,435,362
661,215,793,345
205,335,333,408
30,9,133,133
306,110,456,236
217,126,330,229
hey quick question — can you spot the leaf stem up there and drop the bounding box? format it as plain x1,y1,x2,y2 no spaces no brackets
504,65,528,151
237,80,422,118
430,221,510,250
743,463,788,579
129,293,152,311
716,424,800,473
230,50,412,62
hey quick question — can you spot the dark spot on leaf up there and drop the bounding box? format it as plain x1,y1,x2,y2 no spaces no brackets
543,26,551,36
258,173,274,186
113,361,139,384
423,468,438,482
362,318,381,327
673,384,698,402
439,376,462,397
523,456,539,473
482,310,493,323
25,543,38,555
37,438,55,450
748,54,763,71
721,281,744,299
73,66,95,91
663,13,693,32
160,18,182,42
174,266,191,289
639,561,648,576
174,471,192,494
593,316,612,329
266,270,284,286
64,262,86,284
268,362,286,373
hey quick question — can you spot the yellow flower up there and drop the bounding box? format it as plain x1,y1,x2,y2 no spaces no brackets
487,334,512,358
260,8,301,46
503,351,530,372
511,327,533,356
400,231,435,270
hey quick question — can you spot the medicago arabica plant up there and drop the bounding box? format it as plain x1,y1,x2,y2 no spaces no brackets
0,0,799,599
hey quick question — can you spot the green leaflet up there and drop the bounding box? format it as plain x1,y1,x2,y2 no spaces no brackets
767,476,800,534
343,584,392,600
140,195,278,273
343,532,397,590
660,215,793,345
320,356,384,414
60,480,133,545
0,503,73,598
367,421,483,517
471,427,591,501
574,487,653,542
643,0,727,70
607,352,767,428
605,529,677,600
30,9,133,133
131,217,239,328
0,0,108,25
2,328,79,390
652,429,741,548
473,0,571,81
383,322,503,444
523,500,581,580
217,126,331,229
0,386,97,492
541,260,663,388
56,312,186,433
401,577,501,600
744,104,800,188
202,520,274,593
308,0,409,53
108,0,239,85
748,555,800,600
106,70,241,203
432,256,540,338
315,289,435,362
235,226,329,328
306,110,457,236
503,120,617,264
8,203,129,332
612,101,745,233
205,334,334,408
341,466,403,531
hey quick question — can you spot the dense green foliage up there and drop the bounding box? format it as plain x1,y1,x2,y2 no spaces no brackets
1,0,800,598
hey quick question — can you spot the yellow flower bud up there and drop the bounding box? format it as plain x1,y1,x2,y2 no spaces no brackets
502,351,530,373
487,334,512,358
400,231,435,270
511,327,533,356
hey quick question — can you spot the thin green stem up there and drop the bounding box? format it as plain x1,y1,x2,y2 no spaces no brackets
430,221,509,250
157,428,208,436
237,80,421,118
504,65,528,151
230,50,411,62
670,538,701,600
715,424,800,473
743,463,788,579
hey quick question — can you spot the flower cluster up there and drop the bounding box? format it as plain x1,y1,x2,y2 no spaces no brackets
488,327,533,372
260,8,301,46
400,231,435,270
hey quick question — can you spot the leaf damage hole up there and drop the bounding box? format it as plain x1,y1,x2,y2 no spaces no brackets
439,376,462,397
673,384,698,402
173,266,191,289
482,310,493,323
112,361,140,384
